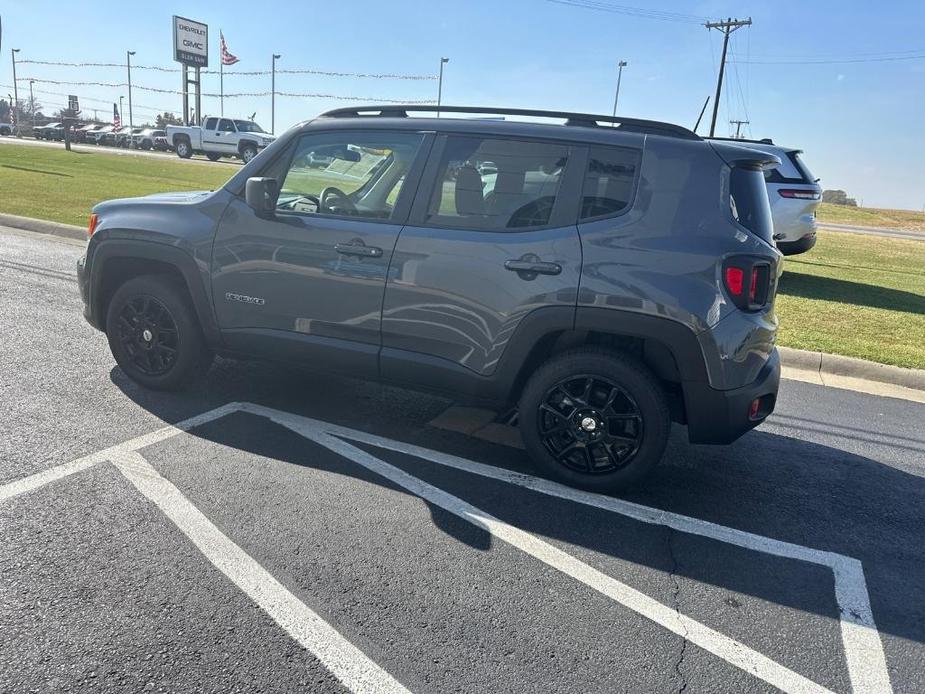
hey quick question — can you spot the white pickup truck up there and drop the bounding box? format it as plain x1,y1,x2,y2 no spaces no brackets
166,117,275,163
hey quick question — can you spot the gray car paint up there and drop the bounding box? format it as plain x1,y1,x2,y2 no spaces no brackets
85,112,781,399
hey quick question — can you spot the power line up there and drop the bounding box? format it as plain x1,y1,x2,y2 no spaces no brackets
544,0,707,23
732,54,925,65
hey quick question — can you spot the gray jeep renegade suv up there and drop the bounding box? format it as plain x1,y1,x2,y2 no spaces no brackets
77,105,782,491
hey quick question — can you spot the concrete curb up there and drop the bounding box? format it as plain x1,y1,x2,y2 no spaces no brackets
0,213,86,241
778,346,925,392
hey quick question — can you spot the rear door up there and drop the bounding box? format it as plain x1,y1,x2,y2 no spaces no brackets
380,133,583,386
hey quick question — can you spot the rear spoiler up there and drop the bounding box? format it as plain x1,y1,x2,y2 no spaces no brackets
708,141,781,171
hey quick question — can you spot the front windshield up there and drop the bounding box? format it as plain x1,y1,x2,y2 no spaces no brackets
234,120,265,133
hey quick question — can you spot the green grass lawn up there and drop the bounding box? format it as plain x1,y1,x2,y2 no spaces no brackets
777,231,925,369
0,145,231,227
816,202,925,232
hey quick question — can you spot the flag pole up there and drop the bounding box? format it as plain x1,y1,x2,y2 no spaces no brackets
220,30,224,117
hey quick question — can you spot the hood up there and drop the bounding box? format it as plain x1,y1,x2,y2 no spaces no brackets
92,190,214,214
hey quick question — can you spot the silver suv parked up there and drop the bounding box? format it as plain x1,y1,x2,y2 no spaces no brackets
711,137,821,255
77,105,783,490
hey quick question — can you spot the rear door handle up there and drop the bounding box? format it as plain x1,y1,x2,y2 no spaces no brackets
335,243,383,258
504,259,562,276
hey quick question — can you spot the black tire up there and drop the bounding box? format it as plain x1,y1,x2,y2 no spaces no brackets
175,139,192,158
105,275,213,391
240,145,258,164
519,348,670,492
205,152,222,162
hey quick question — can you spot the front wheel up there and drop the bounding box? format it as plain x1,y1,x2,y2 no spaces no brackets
240,145,258,164
175,139,192,158
105,275,213,391
519,348,670,492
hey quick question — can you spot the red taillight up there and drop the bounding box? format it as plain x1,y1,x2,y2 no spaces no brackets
725,267,744,296
724,258,772,311
748,398,761,420
778,189,820,200
87,213,99,237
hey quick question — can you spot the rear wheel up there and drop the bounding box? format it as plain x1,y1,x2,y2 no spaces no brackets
105,275,213,391
175,139,192,158
519,348,670,492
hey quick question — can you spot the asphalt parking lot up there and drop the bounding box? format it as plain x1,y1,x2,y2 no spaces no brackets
2,226,924,693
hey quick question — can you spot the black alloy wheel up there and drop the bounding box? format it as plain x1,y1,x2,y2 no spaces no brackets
538,374,643,474
116,295,180,376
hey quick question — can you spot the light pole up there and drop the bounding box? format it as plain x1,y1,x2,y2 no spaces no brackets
126,51,135,131
28,79,35,131
437,57,449,116
11,48,20,136
271,53,281,135
612,60,627,119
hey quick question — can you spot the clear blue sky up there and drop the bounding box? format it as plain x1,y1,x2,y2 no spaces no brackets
2,0,923,209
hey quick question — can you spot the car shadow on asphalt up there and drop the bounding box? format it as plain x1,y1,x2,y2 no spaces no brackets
111,361,925,647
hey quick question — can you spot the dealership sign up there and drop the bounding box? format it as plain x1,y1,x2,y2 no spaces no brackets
173,15,209,67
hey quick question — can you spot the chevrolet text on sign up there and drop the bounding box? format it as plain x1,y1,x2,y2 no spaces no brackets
173,15,209,67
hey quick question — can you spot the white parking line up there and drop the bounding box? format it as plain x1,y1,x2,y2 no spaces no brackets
111,450,410,694
311,431,832,694
0,401,893,693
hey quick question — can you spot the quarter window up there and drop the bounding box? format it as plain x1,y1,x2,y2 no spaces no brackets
580,146,640,220
426,136,568,230
275,132,424,221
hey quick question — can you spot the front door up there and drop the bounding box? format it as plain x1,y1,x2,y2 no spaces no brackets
211,129,430,376
202,118,238,154
381,134,583,386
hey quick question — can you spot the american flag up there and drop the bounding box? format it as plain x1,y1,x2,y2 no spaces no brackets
113,103,121,129
220,32,240,66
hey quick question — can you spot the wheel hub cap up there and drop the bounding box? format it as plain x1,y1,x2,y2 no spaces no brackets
580,416,597,432
142,329,153,343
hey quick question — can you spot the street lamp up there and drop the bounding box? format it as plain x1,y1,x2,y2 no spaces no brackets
126,51,136,131
29,79,35,131
437,57,449,117
11,48,20,136
271,53,281,135
612,60,627,120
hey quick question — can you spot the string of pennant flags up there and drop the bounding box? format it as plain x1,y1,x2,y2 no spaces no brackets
16,59,439,81
15,77,435,104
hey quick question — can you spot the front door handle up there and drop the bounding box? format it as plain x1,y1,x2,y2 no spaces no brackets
335,243,383,258
504,259,562,276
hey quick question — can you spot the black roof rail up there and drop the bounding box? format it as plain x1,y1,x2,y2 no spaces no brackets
707,135,775,145
319,105,701,140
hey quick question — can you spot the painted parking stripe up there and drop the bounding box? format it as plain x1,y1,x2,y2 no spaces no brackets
1,401,892,693
111,449,410,694
246,403,892,694
0,403,242,503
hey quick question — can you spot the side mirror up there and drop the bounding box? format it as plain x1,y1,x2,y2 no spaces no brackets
245,177,278,215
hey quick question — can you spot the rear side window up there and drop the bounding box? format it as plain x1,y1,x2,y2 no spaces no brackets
764,150,815,184
204,117,218,130
580,146,640,220
426,136,568,231
730,167,774,244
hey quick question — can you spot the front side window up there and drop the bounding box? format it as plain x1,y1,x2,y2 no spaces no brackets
580,145,640,220
426,136,568,230
275,131,424,221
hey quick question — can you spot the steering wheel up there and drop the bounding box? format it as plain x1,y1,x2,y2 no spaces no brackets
320,186,357,214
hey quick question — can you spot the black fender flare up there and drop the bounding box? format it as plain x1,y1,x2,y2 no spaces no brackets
87,239,222,349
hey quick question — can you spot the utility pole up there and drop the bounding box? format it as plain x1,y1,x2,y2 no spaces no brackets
612,60,627,119
705,17,751,137
729,119,749,139
11,48,19,136
28,78,34,130
271,53,280,135
437,57,449,116
126,50,135,132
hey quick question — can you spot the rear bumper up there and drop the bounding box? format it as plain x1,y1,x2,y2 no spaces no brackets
777,233,817,256
683,348,780,444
